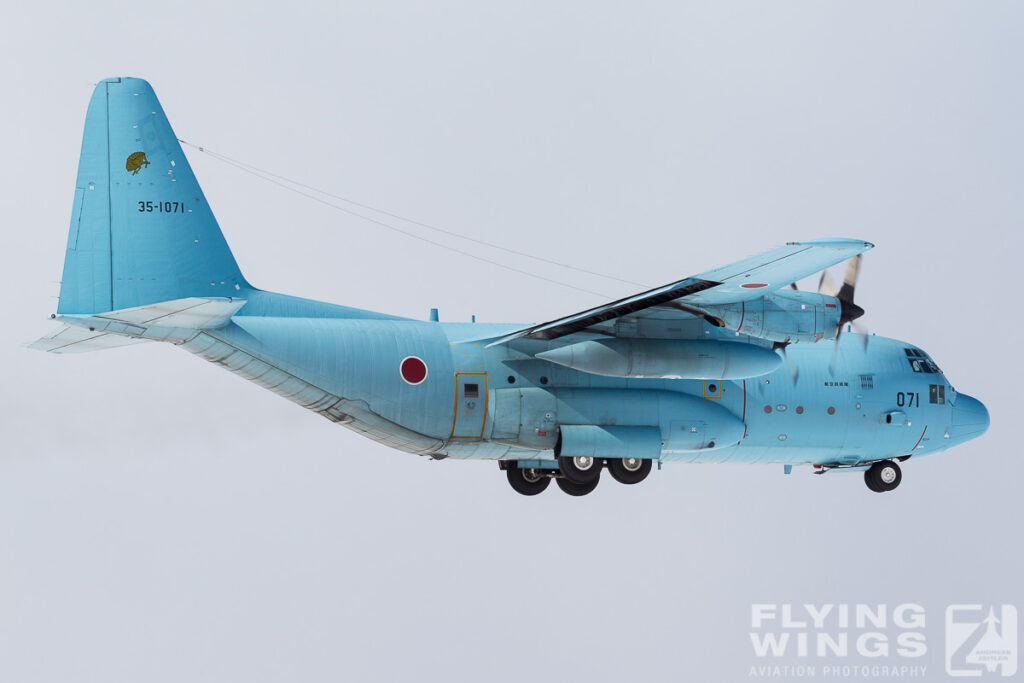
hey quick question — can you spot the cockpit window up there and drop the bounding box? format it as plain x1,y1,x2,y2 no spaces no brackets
905,348,941,374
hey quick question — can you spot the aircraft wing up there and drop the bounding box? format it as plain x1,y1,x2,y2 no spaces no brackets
492,238,873,343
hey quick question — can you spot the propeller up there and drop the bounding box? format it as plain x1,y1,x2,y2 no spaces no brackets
773,340,800,385
820,254,869,375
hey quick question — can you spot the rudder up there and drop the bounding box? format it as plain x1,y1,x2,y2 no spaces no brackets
58,77,248,314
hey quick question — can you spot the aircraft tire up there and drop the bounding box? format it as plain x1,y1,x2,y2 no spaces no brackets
556,472,600,496
865,460,902,492
608,457,653,485
506,465,551,496
558,455,603,485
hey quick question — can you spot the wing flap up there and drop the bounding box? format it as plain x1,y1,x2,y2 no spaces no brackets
517,278,719,341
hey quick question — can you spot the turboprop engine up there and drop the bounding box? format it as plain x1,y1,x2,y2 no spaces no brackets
699,255,868,345
536,338,782,379
702,290,842,344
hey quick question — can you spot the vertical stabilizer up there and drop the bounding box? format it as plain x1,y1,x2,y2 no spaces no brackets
58,77,248,314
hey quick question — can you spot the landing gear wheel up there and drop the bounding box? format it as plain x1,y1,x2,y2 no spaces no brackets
865,460,902,493
607,457,652,485
557,455,603,485
556,471,600,496
506,465,551,496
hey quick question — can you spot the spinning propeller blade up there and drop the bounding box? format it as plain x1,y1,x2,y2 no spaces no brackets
773,341,800,385
818,271,839,298
824,254,869,375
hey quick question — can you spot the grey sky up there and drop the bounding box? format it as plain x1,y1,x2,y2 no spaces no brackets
1,2,1021,681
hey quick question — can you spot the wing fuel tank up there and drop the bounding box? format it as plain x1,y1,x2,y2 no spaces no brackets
536,338,782,379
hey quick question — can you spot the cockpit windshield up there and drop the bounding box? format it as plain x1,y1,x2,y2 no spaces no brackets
905,347,941,374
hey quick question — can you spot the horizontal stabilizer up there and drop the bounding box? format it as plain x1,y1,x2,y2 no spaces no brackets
28,325,149,354
30,297,246,353
65,297,246,329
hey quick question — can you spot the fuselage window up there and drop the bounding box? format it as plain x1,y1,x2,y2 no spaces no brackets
905,348,941,374
929,384,946,404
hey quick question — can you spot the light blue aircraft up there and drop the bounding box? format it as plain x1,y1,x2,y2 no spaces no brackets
32,78,989,496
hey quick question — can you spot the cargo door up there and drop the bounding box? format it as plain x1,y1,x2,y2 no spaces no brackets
452,373,487,439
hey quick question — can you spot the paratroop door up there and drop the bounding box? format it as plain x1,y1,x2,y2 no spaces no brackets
452,373,487,439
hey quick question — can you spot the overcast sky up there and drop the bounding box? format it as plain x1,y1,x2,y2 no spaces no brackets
1,2,1021,681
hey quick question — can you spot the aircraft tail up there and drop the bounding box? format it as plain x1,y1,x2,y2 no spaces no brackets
57,77,249,315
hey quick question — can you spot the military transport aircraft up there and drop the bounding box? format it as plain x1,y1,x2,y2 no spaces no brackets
32,78,989,496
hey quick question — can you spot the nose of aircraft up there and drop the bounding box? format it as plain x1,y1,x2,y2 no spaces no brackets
949,393,990,442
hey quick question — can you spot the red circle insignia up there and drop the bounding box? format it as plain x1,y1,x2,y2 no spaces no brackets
400,356,428,385
741,283,769,289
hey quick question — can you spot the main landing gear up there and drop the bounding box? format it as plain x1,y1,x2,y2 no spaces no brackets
501,457,653,496
864,460,902,493
607,456,653,485
505,465,551,496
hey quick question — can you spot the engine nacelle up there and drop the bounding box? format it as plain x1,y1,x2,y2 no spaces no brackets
703,290,841,344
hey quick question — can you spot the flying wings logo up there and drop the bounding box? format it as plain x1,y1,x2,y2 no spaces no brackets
749,604,928,660
946,605,1018,677
746,603,1019,679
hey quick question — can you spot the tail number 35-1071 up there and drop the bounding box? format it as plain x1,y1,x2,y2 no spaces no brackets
138,200,185,214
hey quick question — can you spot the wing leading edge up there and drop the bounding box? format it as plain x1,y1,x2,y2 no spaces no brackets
491,238,873,345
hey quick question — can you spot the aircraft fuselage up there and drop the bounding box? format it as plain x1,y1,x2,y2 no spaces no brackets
190,307,986,471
